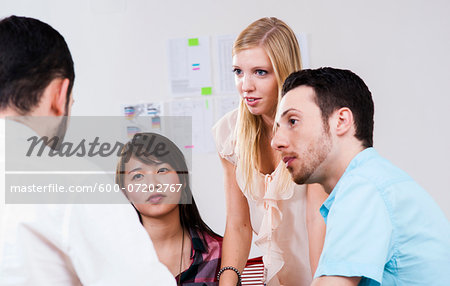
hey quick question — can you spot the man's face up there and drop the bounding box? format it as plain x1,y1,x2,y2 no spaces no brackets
271,86,332,185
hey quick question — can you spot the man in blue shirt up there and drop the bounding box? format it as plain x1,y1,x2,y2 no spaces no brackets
271,67,450,285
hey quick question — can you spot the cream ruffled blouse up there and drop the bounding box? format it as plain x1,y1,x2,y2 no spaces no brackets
212,109,312,286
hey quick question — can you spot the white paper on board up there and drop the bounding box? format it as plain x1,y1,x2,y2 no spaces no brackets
122,101,165,139
168,98,215,153
214,95,240,122
214,34,237,94
167,37,212,97
187,37,212,88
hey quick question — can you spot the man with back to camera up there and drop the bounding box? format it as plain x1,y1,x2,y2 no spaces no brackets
0,15,176,285
271,67,450,285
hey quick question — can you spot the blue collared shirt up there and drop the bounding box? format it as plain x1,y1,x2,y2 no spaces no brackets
315,148,450,285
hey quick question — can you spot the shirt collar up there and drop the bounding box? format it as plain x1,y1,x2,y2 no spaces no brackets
189,227,208,254
320,147,378,222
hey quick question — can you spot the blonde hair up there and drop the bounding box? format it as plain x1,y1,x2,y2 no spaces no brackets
233,17,302,198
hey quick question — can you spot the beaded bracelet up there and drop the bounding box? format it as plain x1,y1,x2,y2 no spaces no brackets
217,266,242,286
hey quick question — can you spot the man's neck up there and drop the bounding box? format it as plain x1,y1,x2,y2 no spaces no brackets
0,107,23,118
1,109,38,135
321,142,366,194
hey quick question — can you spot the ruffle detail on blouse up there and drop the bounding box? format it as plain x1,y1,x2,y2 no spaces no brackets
253,171,295,285
211,109,238,165
212,108,299,284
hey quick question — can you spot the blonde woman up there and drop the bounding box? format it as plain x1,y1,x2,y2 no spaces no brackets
213,17,328,286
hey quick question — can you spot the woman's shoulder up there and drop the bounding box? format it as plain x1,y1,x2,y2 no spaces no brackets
211,108,239,163
212,108,238,137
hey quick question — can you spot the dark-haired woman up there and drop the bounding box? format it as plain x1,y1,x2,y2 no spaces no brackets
116,133,222,285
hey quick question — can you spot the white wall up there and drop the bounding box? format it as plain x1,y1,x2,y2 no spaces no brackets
2,0,449,252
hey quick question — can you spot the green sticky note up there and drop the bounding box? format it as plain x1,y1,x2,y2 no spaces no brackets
188,38,199,46
201,87,212,95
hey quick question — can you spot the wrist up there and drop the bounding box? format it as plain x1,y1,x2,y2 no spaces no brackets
217,266,241,286
218,270,238,285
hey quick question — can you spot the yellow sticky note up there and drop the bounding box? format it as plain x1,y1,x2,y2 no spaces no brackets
201,87,212,95
188,38,199,46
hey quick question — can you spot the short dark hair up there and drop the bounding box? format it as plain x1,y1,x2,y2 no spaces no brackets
282,67,374,147
0,15,75,114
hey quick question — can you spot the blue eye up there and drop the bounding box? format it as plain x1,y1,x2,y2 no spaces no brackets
157,167,170,174
289,119,298,126
255,70,267,76
132,173,143,180
233,68,242,76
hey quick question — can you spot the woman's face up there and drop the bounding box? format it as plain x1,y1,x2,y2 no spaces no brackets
233,46,279,117
123,156,183,218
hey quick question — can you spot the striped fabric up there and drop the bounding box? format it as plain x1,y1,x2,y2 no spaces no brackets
242,256,264,286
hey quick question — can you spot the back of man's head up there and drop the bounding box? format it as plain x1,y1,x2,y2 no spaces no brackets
0,15,75,115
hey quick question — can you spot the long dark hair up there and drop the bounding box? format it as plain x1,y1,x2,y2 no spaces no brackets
115,132,219,245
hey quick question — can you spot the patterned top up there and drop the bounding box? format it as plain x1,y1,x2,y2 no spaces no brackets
175,228,223,285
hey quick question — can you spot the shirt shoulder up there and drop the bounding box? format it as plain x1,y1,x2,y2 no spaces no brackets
346,153,411,190
317,173,393,284
211,109,238,165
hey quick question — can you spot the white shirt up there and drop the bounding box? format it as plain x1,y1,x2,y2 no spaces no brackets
0,118,176,285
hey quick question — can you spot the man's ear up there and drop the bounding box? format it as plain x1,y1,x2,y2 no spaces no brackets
335,107,354,136
50,78,70,116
